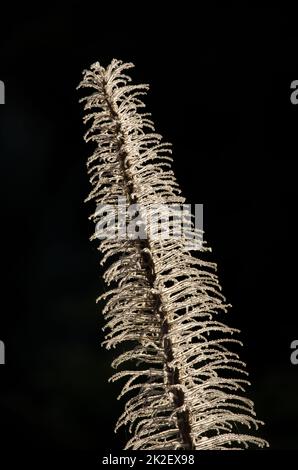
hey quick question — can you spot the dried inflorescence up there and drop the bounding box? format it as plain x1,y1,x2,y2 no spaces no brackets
77,59,268,450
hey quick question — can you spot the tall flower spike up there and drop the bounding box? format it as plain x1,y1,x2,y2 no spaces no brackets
77,59,268,450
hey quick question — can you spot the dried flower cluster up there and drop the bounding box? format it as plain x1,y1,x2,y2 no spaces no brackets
78,59,268,450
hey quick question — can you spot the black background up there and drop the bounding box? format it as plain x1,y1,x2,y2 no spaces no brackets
0,4,297,455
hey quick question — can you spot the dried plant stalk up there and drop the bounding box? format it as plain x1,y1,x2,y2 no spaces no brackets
77,59,268,450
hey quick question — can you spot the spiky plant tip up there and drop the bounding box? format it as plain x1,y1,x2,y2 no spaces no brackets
78,58,269,450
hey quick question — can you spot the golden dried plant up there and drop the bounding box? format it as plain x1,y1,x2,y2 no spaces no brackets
77,59,268,450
